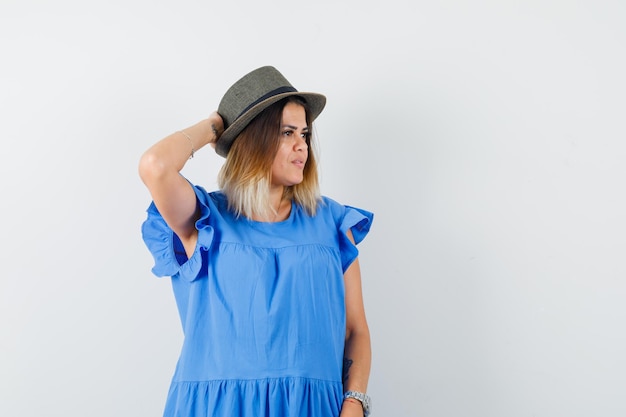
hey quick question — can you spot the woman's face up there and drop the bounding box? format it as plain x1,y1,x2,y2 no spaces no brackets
271,102,309,188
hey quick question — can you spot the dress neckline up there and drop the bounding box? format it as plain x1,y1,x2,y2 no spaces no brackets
245,200,296,225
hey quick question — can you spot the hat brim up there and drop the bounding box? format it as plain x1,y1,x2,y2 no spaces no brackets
215,92,326,158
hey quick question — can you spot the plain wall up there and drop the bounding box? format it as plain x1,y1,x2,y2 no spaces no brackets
1,0,625,416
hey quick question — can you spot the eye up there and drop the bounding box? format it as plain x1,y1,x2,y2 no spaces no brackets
282,129,294,137
301,132,311,140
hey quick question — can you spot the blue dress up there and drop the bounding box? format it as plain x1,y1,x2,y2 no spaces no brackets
142,185,373,417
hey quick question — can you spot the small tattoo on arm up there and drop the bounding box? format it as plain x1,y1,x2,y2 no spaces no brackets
342,357,353,383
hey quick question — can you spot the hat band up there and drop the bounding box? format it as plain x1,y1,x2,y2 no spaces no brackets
236,86,298,119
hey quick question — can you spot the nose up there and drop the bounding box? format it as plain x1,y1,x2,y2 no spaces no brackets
295,135,308,151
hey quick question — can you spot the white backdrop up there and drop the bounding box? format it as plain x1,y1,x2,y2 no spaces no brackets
1,1,625,416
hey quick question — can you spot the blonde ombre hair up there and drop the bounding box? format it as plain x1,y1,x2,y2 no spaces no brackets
218,97,321,220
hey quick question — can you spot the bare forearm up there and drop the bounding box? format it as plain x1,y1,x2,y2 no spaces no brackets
340,327,371,417
343,327,371,393
140,116,222,177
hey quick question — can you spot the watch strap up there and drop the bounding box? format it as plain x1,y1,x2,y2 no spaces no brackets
343,390,371,416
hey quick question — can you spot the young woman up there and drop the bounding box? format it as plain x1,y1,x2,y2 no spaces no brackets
139,66,373,417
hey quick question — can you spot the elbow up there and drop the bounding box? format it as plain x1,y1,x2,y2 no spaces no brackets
138,151,168,185
345,320,370,343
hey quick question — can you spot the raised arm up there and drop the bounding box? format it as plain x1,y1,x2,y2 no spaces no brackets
138,112,223,258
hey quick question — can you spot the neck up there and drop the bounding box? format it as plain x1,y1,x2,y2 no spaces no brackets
269,185,291,222
269,185,285,210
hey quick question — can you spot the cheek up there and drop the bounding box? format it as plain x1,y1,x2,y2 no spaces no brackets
271,155,287,175
274,147,290,166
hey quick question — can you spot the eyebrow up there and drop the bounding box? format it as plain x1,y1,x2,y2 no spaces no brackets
282,124,309,131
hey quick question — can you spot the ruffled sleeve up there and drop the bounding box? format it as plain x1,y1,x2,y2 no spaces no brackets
141,185,215,282
336,204,374,272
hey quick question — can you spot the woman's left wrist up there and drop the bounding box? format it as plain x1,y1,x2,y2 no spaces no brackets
344,398,361,406
342,397,365,416
343,390,371,416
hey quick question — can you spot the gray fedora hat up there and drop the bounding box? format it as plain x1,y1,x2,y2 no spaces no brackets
216,66,326,157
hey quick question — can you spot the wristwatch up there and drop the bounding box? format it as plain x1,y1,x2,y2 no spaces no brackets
344,390,371,416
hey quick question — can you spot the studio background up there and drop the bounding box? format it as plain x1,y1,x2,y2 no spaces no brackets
1,1,625,416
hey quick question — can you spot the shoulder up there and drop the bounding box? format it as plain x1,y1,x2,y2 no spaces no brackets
319,195,346,214
320,195,341,206
318,195,368,219
319,195,374,236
